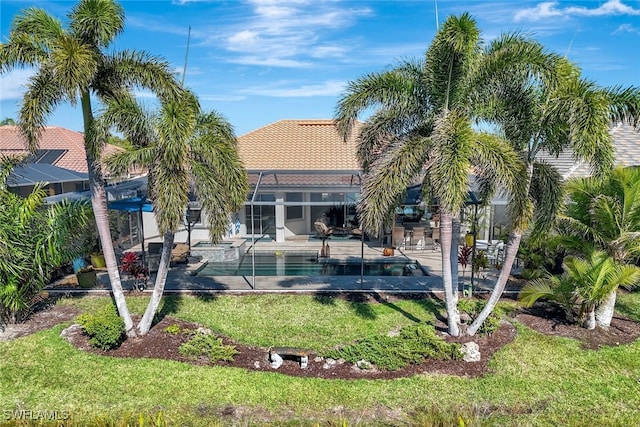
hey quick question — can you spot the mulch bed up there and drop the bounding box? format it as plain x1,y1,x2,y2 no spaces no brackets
5,295,640,380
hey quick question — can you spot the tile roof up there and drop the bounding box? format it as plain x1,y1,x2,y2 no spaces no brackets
535,124,640,179
0,125,123,174
237,119,363,171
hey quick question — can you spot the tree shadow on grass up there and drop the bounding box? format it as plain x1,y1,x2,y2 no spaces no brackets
313,292,378,319
153,292,219,326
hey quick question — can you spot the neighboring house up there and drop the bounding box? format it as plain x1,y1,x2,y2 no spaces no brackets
482,124,640,240
0,125,127,196
536,123,640,179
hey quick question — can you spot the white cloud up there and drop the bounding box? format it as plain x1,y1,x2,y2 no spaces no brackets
515,0,640,22
227,56,311,68
242,80,345,97
0,68,35,101
199,94,246,102
172,0,213,5
613,23,640,34
216,1,372,68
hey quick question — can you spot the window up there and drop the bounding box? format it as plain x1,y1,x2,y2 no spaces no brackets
286,192,303,220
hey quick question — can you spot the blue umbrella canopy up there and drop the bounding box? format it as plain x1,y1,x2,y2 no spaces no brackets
108,196,154,212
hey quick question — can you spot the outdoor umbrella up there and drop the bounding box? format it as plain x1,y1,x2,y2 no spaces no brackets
108,196,154,266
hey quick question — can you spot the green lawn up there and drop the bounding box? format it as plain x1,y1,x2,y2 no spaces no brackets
1,293,639,426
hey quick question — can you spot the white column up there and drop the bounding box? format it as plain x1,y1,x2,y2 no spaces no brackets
275,192,285,242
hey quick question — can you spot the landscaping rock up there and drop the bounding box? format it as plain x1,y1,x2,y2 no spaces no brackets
460,341,481,362
356,359,373,370
323,358,337,370
314,356,324,363
60,323,82,340
253,361,260,369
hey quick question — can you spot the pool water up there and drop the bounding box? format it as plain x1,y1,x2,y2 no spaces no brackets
196,252,426,277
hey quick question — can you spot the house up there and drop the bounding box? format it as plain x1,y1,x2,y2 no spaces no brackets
184,119,365,244
536,123,640,179
0,125,125,196
483,123,640,240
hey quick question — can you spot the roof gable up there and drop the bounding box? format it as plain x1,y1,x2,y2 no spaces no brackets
0,125,123,174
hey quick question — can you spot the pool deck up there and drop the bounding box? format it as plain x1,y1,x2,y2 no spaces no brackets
47,236,523,295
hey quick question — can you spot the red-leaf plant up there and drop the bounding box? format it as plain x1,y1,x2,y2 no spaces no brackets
120,252,149,281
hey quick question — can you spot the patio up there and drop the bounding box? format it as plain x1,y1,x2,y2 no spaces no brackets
47,233,521,295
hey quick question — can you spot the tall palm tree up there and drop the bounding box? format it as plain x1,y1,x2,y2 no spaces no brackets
102,90,248,335
0,0,181,335
557,166,640,327
335,13,553,336
467,59,640,335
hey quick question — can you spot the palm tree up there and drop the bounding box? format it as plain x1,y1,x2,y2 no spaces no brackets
102,90,248,335
520,251,640,329
0,0,181,335
335,13,553,336
556,166,640,327
0,156,89,323
467,59,640,335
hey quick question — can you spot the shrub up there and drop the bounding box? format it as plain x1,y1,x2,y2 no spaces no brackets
324,323,461,370
458,299,502,336
77,304,125,350
179,332,238,362
165,323,181,335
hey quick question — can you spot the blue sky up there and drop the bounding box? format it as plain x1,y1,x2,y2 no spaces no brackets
1,0,639,136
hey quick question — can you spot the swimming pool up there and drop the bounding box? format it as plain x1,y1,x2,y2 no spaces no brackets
195,251,427,277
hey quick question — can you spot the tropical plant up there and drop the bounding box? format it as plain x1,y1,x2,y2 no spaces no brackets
556,166,640,327
335,13,554,336
458,245,473,277
466,47,640,335
119,252,148,290
520,251,640,329
102,89,248,335
0,0,182,336
0,156,89,323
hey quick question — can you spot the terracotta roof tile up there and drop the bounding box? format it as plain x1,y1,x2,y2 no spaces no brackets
0,125,123,174
237,119,363,171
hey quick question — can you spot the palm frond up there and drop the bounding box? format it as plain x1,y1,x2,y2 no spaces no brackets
19,67,65,152
69,0,125,47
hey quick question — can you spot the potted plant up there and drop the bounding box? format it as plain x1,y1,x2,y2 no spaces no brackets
76,265,97,288
120,252,149,291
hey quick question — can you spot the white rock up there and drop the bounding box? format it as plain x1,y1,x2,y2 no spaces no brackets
460,341,481,362
356,359,372,370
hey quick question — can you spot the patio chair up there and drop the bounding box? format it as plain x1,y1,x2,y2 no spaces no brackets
430,227,440,251
314,221,334,239
411,227,425,250
392,226,407,250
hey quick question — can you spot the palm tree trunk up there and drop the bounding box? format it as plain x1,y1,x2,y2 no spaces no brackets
440,210,461,336
451,217,461,302
595,290,617,328
467,230,523,335
137,231,175,335
467,162,534,336
583,307,596,330
81,92,135,337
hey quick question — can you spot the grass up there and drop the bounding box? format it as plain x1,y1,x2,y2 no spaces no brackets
1,293,639,425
